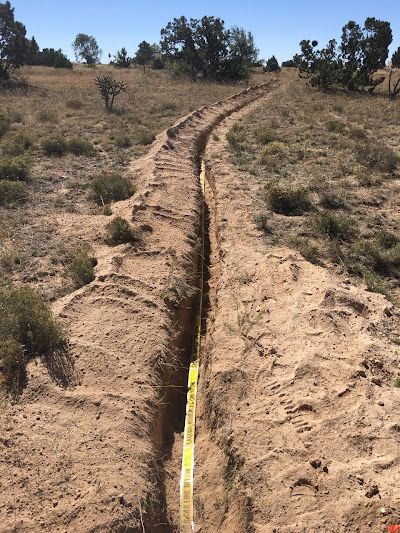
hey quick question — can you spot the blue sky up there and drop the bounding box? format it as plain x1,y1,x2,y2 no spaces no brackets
10,0,400,62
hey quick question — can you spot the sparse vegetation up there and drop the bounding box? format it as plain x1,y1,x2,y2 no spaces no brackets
114,133,132,148
260,141,287,162
254,213,273,234
356,141,398,173
90,172,135,204
0,115,10,137
66,99,83,110
136,130,155,145
106,216,141,245
254,127,278,144
0,285,66,391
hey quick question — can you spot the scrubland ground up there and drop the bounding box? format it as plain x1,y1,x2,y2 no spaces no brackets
1,65,400,533
0,65,262,301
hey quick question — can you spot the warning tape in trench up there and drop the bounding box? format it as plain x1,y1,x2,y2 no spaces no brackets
179,162,206,533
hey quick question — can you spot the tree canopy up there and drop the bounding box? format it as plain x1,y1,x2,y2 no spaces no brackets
160,16,258,81
135,41,155,71
72,33,102,64
392,46,400,68
294,18,392,92
0,1,27,79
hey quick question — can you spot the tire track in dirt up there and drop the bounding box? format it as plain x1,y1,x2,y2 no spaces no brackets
0,79,278,532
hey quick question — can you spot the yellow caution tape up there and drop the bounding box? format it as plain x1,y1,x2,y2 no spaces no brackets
180,162,206,532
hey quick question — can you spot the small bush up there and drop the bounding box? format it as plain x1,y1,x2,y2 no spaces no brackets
356,141,399,174
326,119,346,133
254,127,278,144
0,114,11,138
64,248,97,288
67,137,95,155
42,137,67,156
136,130,155,146
394,376,400,388
226,124,245,149
106,217,141,245
363,270,390,297
314,211,358,241
375,230,399,249
0,286,66,390
266,184,312,216
90,173,135,204
0,180,27,205
359,240,400,278
260,141,288,162
1,133,32,156
0,156,30,181
254,213,273,234
115,133,132,148
66,99,83,110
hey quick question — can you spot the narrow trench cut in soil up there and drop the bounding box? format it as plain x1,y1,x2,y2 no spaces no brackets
151,157,212,532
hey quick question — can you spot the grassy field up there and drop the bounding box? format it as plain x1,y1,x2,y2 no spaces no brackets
228,70,400,302
0,65,266,301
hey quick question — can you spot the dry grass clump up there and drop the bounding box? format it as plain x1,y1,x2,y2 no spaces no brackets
67,137,95,155
227,123,246,149
114,133,132,148
136,130,155,145
0,156,30,181
0,181,27,205
42,136,67,156
314,211,358,241
318,188,347,210
1,132,32,156
90,172,135,204
37,109,57,123
260,141,287,163
356,140,399,174
290,237,321,265
326,119,346,133
106,216,141,245
254,126,278,144
266,184,312,216
0,285,66,392
254,213,273,234
63,247,97,288
66,99,83,110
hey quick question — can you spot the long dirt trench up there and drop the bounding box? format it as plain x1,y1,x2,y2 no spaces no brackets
0,80,279,532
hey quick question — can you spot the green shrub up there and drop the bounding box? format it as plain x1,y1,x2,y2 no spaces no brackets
363,270,390,297
90,172,135,204
42,137,67,156
356,141,399,173
314,211,358,241
64,248,97,288
0,180,27,205
394,376,400,388
375,230,399,249
136,130,155,146
115,133,132,148
266,184,312,216
67,137,95,155
0,114,11,138
254,127,278,144
1,133,32,156
226,124,245,149
0,156,30,181
106,217,141,245
0,286,66,390
66,99,83,110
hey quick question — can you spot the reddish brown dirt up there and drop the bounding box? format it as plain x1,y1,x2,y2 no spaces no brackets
0,81,276,532
194,98,400,532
